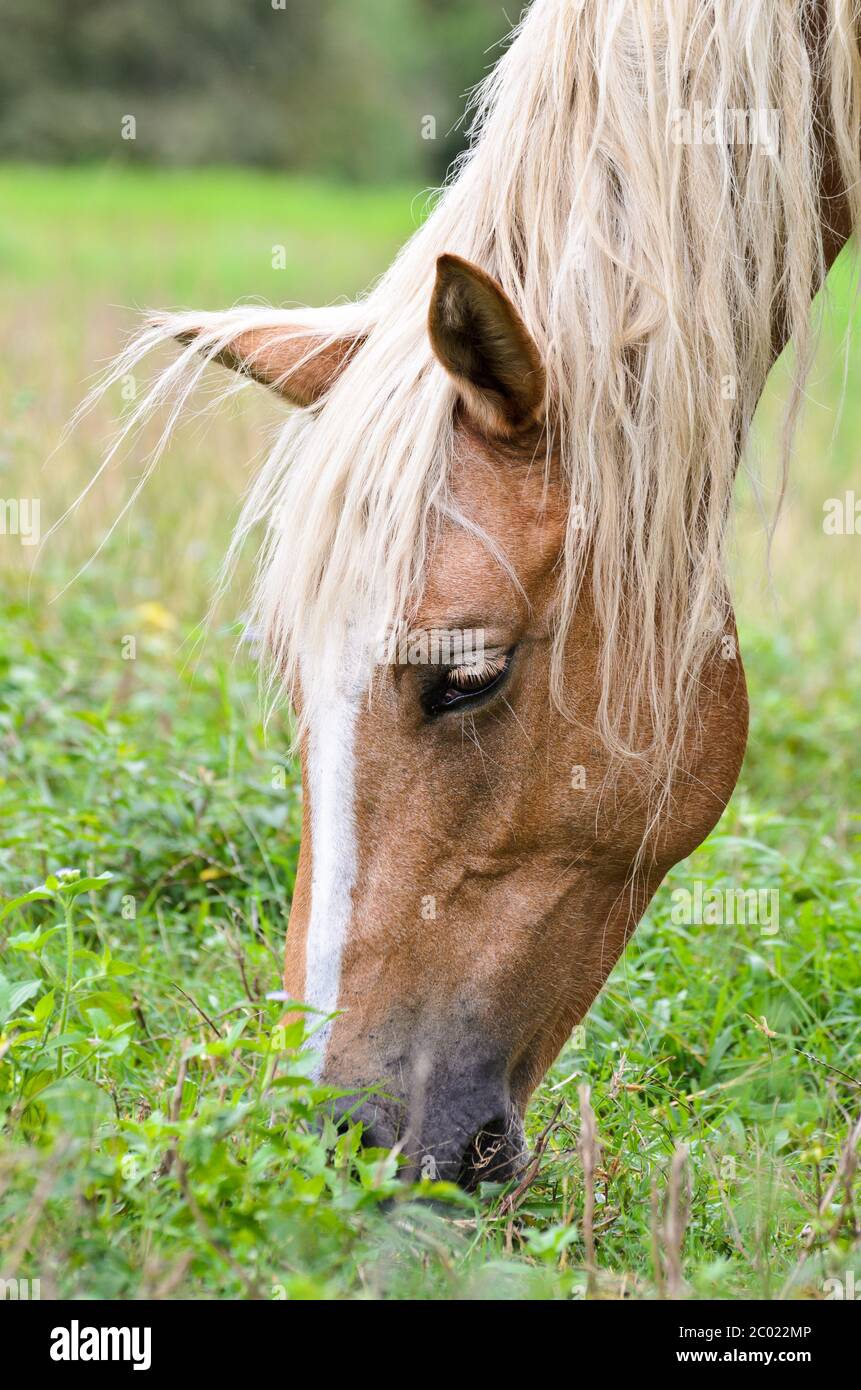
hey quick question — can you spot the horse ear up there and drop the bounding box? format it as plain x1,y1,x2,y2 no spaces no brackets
428,253,545,437
151,312,365,407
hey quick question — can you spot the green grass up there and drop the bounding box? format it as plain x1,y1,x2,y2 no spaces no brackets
0,163,421,302
1,167,859,1299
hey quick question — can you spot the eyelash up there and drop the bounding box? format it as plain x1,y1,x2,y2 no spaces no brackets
424,650,513,715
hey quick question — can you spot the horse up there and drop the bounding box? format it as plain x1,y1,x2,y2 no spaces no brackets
82,0,861,1186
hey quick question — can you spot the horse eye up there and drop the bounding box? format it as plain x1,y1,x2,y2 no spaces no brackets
424,650,514,716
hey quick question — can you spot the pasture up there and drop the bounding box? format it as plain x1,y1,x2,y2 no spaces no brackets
0,165,859,1299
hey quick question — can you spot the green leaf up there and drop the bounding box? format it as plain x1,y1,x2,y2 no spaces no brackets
56,872,114,899
0,975,42,1026
33,989,56,1025
8,926,58,952
0,889,54,922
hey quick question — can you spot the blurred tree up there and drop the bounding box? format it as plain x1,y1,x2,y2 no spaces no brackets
0,0,512,179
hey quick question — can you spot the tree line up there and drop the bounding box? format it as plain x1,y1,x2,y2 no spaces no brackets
0,0,511,181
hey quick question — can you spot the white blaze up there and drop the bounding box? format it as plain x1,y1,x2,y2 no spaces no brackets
301,638,367,1075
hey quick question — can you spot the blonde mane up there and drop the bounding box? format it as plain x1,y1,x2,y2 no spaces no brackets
76,0,861,806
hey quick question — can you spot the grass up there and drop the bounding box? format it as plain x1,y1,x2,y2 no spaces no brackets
0,166,859,1300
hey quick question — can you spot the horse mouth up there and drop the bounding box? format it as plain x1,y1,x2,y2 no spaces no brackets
456,1112,527,1192
331,1087,529,1191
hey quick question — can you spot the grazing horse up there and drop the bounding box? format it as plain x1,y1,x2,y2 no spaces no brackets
88,0,860,1185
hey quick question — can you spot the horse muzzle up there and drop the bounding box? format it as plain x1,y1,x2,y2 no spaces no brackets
331,1056,528,1189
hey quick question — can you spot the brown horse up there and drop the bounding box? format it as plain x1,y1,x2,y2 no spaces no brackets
86,0,860,1185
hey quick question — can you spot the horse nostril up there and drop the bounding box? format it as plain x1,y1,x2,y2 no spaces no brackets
333,1108,371,1144
355,1119,385,1150
330,1088,525,1189
331,1097,397,1153
457,1114,518,1191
